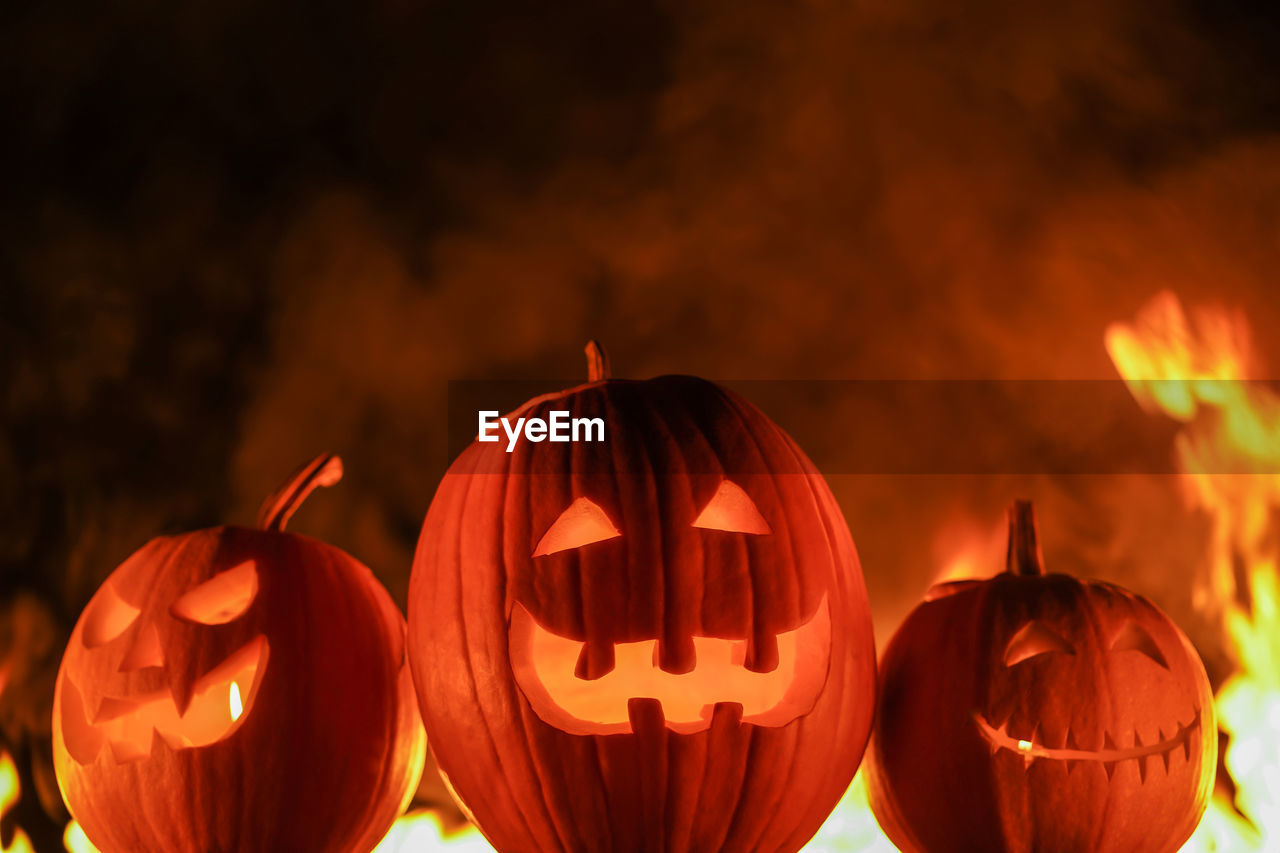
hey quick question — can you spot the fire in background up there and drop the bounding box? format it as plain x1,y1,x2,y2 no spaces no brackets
7,0,1280,850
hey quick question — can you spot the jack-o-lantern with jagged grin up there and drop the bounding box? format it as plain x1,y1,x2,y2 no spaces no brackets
408,343,877,853
52,456,425,853
866,501,1217,853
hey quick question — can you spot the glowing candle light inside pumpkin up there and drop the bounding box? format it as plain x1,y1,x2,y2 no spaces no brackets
230,682,243,722
1017,740,1032,752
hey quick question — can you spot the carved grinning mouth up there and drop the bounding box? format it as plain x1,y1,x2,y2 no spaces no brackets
509,596,832,735
61,636,270,765
973,709,1202,780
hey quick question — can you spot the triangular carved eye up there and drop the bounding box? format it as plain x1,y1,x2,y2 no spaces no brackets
171,561,259,625
82,583,140,648
533,497,621,557
1110,620,1169,669
692,481,771,535
1003,620,1075,666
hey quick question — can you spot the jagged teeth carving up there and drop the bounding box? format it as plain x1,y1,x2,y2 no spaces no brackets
976,710,1199,772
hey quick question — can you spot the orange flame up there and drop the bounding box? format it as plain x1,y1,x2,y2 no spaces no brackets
0,750,35,853
929,514,1008,586
370,772,895,852
1108,290,1280,850
62,822,98,853
373,809,492,852
801,771,896,852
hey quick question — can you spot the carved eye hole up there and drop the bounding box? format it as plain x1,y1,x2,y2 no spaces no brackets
692,481,771,535
1110,620,1169,669
1003,620,1075,666
171,561,259,625
82,583,141,648
533,497,621,557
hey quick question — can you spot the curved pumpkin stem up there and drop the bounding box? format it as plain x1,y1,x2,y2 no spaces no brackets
257,454,344,532
1006,499,1045,576
585,340,611,382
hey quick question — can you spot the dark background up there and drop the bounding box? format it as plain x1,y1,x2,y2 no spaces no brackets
4,0,1280,847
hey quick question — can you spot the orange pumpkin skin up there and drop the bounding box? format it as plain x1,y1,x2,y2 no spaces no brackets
52,457,425,853
867,503,1216,853
409,359,876,852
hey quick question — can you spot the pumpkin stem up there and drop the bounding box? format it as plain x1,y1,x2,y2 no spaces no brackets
256,454,344,532
585,340,611,382
1006,499,1046,576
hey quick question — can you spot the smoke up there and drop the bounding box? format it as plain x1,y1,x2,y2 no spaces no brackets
227,0,1280,627
4,0,1280,829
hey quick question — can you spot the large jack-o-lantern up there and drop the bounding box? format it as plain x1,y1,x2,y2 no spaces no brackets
409,344,876,853
52,455,426,853
866,501,1216,853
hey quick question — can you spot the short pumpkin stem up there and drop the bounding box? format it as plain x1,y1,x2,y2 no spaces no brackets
257,454,344,532
585,340,611,382
1006,499,1046,576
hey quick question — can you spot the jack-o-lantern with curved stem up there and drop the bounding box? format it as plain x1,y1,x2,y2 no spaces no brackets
866,501,1216,853
409,343,877,853
52,455,426,853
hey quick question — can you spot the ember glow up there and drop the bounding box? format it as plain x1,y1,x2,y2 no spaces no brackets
1109,291,1280,850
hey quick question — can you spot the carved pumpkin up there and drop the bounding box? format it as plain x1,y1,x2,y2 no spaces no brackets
408,343,876,853
52,455,426,853
867,501,1216,853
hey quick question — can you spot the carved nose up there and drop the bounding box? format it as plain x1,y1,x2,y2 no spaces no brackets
119,623,165,671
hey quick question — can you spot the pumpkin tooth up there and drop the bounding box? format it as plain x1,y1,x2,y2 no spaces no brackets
707,701,744,728
656,633,697,675
109,736,150,765
744,631,779,673
575,640,615,681
974,714,1002,755
57,679,105,766
1160,745,1172,774
1103,731,1119,754
1182,734,1194,761
1018,724,1040,768
93,696,140,724
1103,761,1119,781
119,624,165,672
1138,755,1153,783
1064,728,1082,753
1078,726,1103,753
626,697,666,737
996,719,1017,747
